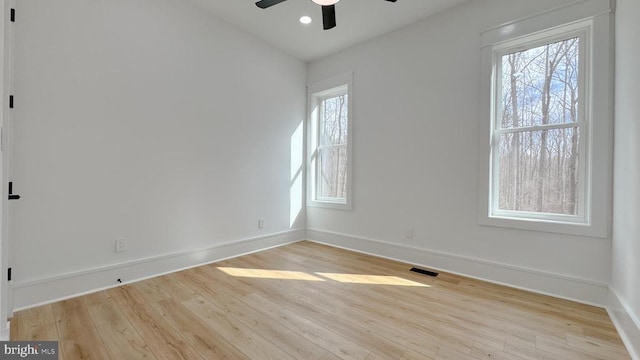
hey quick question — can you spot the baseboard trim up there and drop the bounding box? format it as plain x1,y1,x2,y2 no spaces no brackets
1,322,9,341
306,228,609,307
608,287,640,360
12,229,305,311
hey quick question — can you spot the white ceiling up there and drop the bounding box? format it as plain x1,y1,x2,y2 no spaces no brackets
187,0,472,62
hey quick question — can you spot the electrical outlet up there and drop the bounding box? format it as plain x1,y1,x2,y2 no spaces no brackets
258,219,264,229
115,237,127,252
405,228,414,239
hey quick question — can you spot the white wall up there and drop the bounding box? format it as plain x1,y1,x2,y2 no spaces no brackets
9,0,306,308
307,0,612,305
611,0,640,357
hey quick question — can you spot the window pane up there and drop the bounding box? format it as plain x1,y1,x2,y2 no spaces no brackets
500,37,580,129
320,94,348,146
497,127,580,215
318,145,348,200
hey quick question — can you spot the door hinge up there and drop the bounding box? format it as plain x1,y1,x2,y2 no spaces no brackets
10,8,15,23
9,95,14,109
7,268,11,281
8,182,20,200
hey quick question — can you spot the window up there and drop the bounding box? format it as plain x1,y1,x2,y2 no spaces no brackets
494,31,586,222
478,0,612,237
308,74,353,209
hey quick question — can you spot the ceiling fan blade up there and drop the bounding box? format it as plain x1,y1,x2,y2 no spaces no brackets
322,5,336,30
255,0,287,9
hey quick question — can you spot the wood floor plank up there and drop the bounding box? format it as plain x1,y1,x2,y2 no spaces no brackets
228,254,445,358
129,279,172,303
52,298,111,360
565,333,631,359
9,241,631,360
435,345,478,360
83,291,157,360
470,342,528,360
9,314,19,339
182,266,384,359
201,291,329,359
150,273,199,302
582,326,629,348
398,349,437,360
190,266,403,358
12,305,58,341
182,295,298,360
356,279,506,351
503,336,568,360
149,297,251,360
535,335,607,360
242,291,377,360
321,351,349,360
223,257,413,358
107,285,205,360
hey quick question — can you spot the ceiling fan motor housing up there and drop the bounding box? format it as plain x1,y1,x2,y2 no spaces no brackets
256,0,397,30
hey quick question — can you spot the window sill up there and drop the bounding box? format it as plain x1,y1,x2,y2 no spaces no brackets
478,214,608,238
307,200,352,210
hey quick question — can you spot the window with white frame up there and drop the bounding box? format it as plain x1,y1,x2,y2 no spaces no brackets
478,0,612,237
308,74,353,209
494,30,586,222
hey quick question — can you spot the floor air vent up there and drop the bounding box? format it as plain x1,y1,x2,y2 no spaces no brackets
410,267,439,277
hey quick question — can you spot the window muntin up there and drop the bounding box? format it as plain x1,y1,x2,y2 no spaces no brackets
491,31,589,223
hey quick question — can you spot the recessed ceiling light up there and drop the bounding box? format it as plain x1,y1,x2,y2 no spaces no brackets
311,0,340,5
299,16,312,25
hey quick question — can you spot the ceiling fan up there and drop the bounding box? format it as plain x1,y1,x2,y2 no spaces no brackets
256,0,398,30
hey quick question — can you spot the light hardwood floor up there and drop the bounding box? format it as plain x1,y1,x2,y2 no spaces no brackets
10,241,631,359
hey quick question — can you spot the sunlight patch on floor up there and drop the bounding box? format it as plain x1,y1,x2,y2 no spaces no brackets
217,267,325,281
216,267,430,287
316,273,431,287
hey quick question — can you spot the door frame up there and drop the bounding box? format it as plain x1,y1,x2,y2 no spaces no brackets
1,0,15,339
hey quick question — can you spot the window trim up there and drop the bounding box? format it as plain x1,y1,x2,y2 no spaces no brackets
307,73,353,210
478,0,613,238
